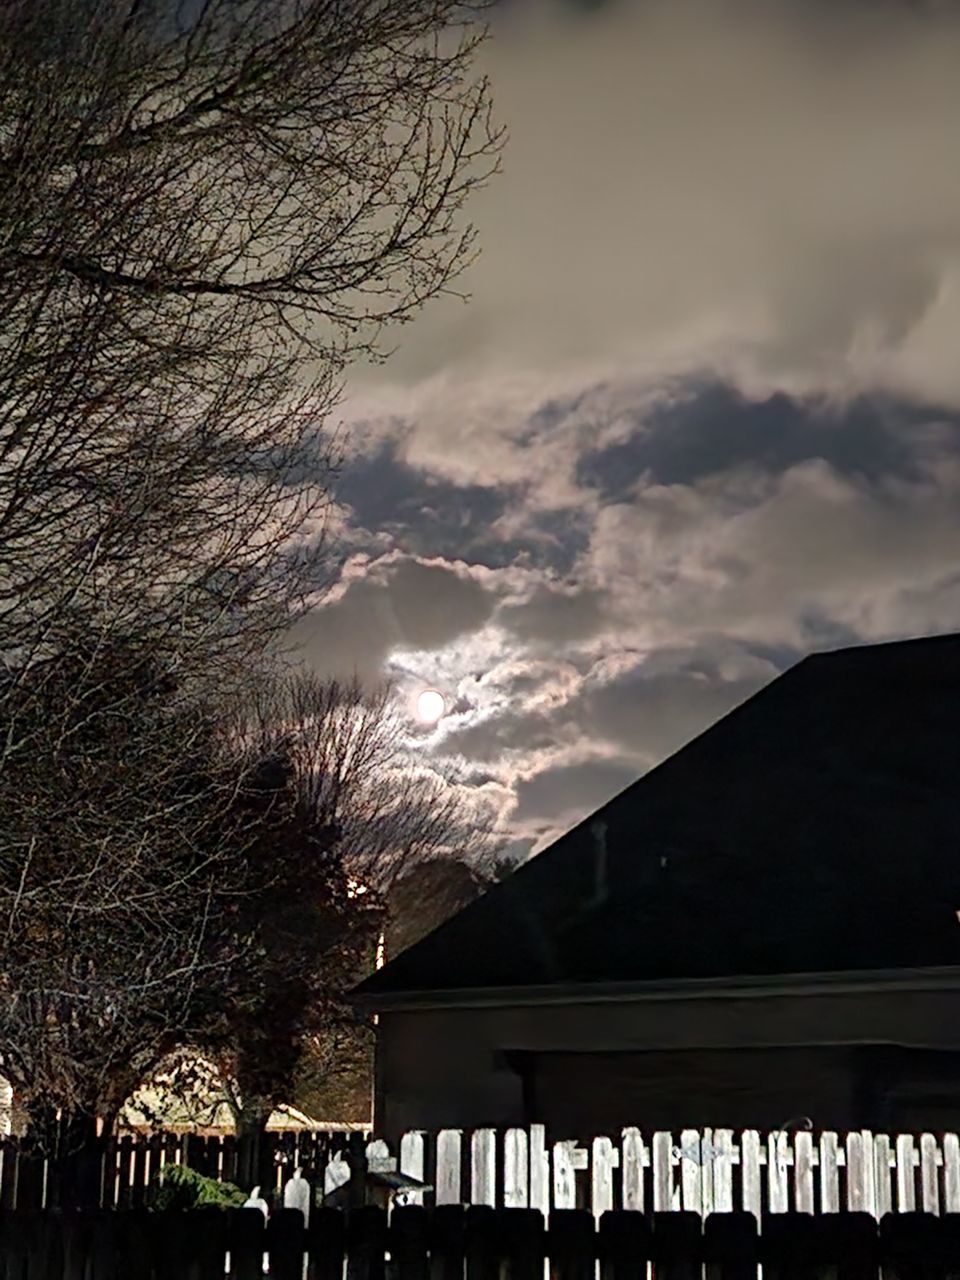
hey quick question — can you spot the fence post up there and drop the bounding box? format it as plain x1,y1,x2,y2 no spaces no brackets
269,1207,307,1280
821,1214,877,1280
195,1206,231,1280
702,1212,757,1280
880,1212,946,1280
430,1204,466,1280
346,1204,387,1280
549,1209,595,1280
762,1214,819,1280
348,1133,370,1210
308,1207,346,1280
230,1205,267,1280
497,1208,544,1280
598,1211,650,1280
88,1210,121,1280
61,1209,91,1280
652,1211,701,1280
26,1209,65,1280
465,1205,498,1280
392,1205,429,1280
115,1208,155,1280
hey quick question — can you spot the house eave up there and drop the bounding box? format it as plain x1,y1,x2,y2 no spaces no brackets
352,964,960,1013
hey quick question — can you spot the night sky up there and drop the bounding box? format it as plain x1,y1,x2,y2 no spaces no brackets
295,0,960,861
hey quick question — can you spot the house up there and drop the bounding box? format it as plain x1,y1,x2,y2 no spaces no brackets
355,633,960,1140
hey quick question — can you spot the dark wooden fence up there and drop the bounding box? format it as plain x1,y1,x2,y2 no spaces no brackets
0,1205,959,1280
0,1130,362,1211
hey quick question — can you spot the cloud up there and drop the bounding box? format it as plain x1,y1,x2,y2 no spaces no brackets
384,391,960,853
292,554,498,680
586,448,960,652
345,0,960,468
498,583,610,644
304,0,960,859
513,756,638,825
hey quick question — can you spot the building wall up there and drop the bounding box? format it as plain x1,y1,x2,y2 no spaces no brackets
374,984,960,1139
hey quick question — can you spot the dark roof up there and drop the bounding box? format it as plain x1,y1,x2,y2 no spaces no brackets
359,633,960,999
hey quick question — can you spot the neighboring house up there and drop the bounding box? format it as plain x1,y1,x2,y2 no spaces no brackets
355,633,960,1140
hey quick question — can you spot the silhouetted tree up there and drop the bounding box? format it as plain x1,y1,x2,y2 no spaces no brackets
197,673,496,1178
0,0,500,702
0,637,263,1204
0,0,499,1191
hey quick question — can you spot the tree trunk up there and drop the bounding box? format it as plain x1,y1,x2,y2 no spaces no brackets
235,1097,273,1194
26,1106,105,1211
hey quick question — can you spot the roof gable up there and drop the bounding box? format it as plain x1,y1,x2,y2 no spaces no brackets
359,633,960,998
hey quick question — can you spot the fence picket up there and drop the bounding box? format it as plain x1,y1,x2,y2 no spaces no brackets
874,1134,893,1219
740,1131,761,1222
819,1132,840,1213
529,1126,549,1217
399,1132,425,1207
470,1131,496,1208
0,1121,952,1224
845,1132,864,1213
944,1134,960,1214
793,1131,814,1214
652,1132,674,1213
621,1129,644,1213
896,1134,917,1212
504,1129,528,1209
591,1137,616,1220
679,1130,701,1216
700,1128,714,1218
767,1131,789,1214
711,1130,734,1214
553,1142,578,1210
0,1201,956,1278
435,1130,462,1206
860,1130,877,1219
920,1133,939,1216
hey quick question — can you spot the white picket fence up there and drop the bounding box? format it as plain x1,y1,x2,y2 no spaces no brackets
322,1127,960,1221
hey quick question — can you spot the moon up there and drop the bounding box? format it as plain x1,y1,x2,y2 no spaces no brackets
415,688,446,724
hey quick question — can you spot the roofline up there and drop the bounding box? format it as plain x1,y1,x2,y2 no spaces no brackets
352,964,960,1012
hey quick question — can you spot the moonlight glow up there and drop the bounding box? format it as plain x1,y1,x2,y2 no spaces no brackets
416,689,446,724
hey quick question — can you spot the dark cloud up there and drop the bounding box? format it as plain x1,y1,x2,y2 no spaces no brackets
468,507,591,573
443,710,561,764
513,757,638,824
498,583,609,644
292,555,497,680
581,648,775,764
576,385,959,500
337,440,510,560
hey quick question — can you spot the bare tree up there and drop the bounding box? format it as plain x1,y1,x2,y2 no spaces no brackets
246,673,495,890
0,635,271,1205
0,0,501,709
194,672,496,1179
0,0,500,1190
